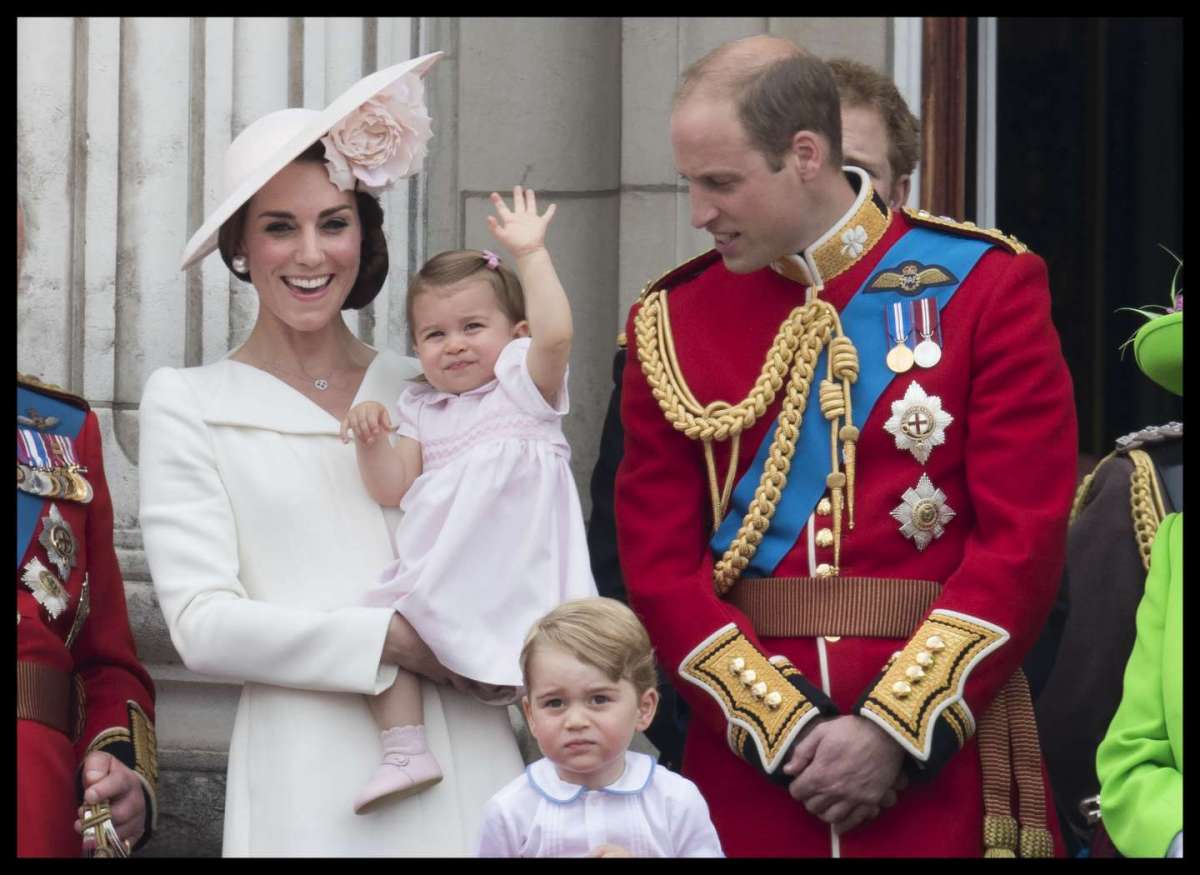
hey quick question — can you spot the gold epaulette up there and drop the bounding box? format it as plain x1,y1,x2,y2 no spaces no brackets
17,371,89,410
635,249,721,304
903,207,1029,256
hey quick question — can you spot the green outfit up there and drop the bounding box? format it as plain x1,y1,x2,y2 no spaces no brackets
1096,513,1183,857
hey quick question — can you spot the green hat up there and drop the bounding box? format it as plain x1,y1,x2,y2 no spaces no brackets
1133,309,1182,396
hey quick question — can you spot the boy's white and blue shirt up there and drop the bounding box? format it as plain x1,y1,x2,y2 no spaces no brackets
476,751,724,857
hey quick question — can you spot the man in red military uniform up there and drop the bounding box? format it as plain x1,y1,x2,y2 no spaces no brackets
18,202,158,857
615,36,1077,857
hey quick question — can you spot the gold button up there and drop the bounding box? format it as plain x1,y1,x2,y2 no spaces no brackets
814,563,834,578
740,669,757,685
751,682,768,698
905,665,925,681
815,528,834,548
729,657,746,674
816,498,832,516
892,681,912,698
915,651,934,667
926,635,945,651
765,691,783,709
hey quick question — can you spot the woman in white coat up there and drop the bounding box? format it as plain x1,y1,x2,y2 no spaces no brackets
138,53,524,856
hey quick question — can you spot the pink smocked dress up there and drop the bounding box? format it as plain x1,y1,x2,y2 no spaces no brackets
365,338,597,686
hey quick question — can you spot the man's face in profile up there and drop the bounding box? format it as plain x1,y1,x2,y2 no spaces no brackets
671,95,812,274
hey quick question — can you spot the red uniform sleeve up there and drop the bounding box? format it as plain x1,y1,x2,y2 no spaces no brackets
856,252,1077,776
69,410,159,834
616,301,837,783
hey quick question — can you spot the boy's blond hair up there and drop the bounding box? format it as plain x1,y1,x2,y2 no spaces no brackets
520,598,658,696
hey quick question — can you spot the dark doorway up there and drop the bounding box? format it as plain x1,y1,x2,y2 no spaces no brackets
994,18,1183,458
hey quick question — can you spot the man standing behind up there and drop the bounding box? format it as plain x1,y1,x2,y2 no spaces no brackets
828,58,920,211
614,36,1076,857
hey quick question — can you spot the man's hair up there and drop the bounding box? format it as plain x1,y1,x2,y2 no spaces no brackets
828,58,921,179
405,249,526,343
677,41,843,172
217,141,389,311
520,598,658,696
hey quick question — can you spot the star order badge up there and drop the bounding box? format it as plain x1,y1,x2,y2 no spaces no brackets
38,503,78,579
21,557,69,620
890,473,956,551
883,381,954,464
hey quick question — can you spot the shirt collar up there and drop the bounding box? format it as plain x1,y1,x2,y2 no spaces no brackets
403,375,499,407
769,166,892,296
525,751,656,804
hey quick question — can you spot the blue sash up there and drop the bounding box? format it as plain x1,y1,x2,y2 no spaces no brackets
17,386,86,569
710,227,994,577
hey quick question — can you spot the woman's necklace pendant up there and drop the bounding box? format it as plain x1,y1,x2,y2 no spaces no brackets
313,378,329,391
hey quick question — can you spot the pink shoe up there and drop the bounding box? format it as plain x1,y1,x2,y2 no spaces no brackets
353,725,443,815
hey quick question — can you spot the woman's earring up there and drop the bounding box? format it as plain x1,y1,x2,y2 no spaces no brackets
231,255,248,274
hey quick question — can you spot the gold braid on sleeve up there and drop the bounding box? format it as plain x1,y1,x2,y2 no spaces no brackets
634,289,859,595
1068,451,1116,525
1127,448,1168,573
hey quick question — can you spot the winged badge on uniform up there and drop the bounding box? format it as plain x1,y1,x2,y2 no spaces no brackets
866,261,958,296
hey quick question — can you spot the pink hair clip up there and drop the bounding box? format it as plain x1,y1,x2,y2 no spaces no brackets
481,249,501,270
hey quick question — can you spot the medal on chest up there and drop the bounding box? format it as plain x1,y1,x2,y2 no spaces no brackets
912,297,944,368
883,381,954,464
21,556,69,620
884,301,915,373
16,427,93,503
890,473,956,551
38,503,79,579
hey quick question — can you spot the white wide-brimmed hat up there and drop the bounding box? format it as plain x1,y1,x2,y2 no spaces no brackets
180,50,443,272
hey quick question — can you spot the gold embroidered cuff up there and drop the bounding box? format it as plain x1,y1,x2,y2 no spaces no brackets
84,726,131,758
128,701,158,792
859,610,1009,761
679,624,823,773
82,702,159,835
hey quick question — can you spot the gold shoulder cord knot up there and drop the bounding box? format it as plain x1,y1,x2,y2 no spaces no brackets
635,288,859,595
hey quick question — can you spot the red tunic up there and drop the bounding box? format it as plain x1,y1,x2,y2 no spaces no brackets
615,199,1076,857
17,377,157,857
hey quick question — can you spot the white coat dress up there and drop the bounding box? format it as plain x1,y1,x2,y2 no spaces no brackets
138,349,524,856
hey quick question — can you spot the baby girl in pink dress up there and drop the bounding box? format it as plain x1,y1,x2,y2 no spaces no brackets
340,186,596,814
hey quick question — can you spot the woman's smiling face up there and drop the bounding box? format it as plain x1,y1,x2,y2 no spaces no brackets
237,160,362,333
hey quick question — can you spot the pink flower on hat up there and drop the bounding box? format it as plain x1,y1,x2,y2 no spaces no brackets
321,72,433,194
